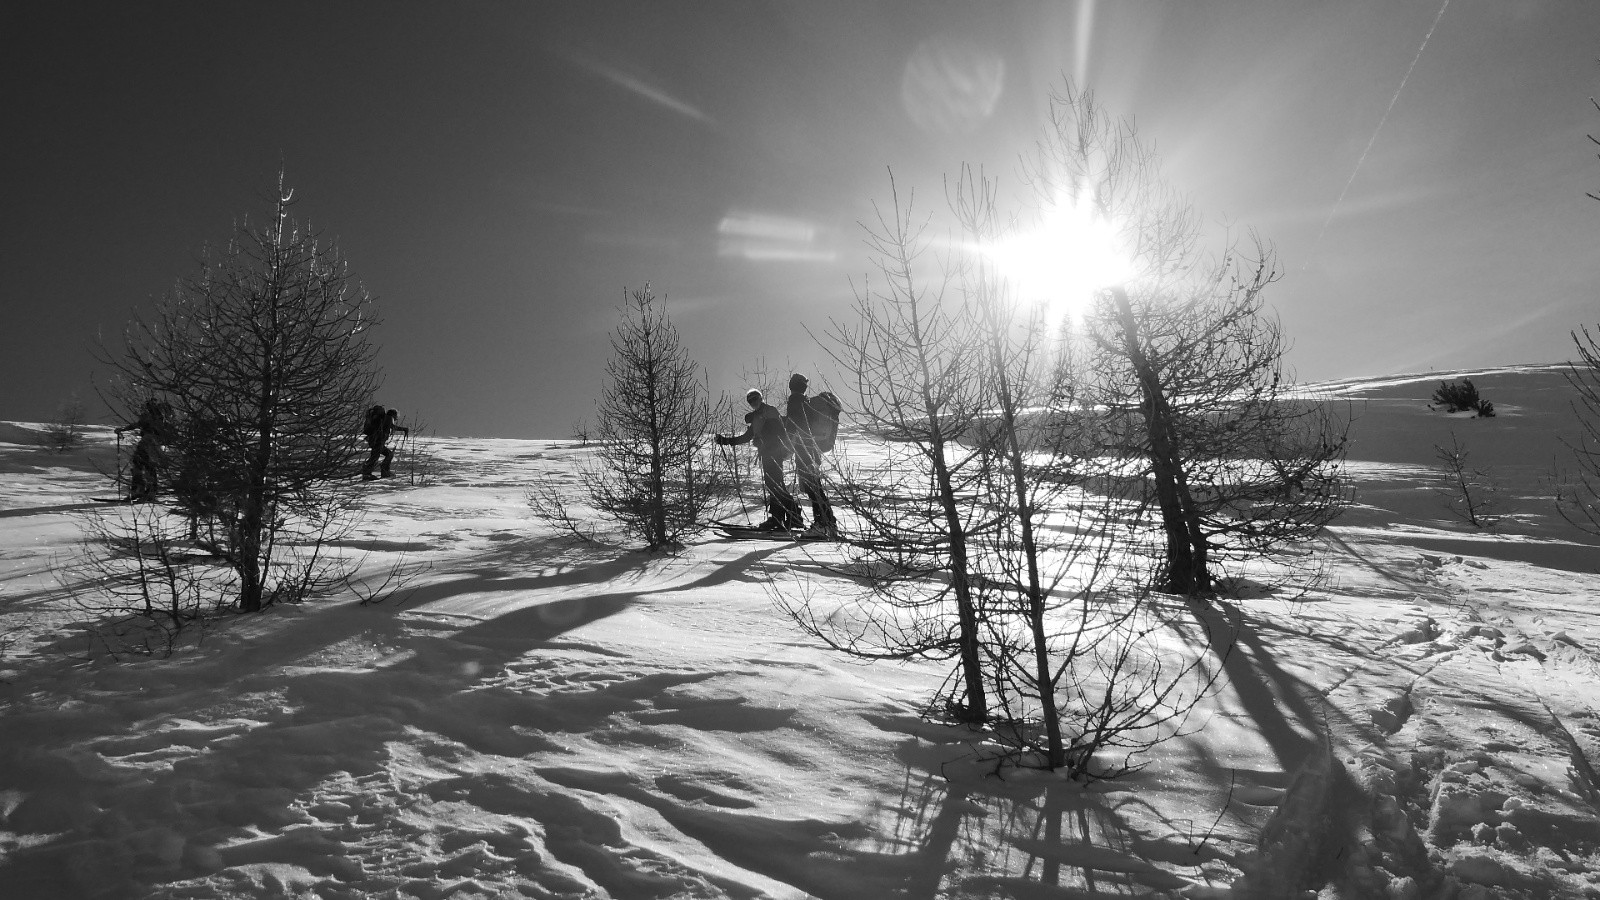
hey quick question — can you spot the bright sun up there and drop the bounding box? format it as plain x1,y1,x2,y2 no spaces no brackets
979,197,1135,322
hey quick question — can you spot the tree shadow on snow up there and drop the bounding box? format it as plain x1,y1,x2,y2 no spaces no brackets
658,708,1247,899
0,536,795,898
1177,598,1324,774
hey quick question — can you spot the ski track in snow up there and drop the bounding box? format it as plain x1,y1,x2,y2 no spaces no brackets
1,368,1599,900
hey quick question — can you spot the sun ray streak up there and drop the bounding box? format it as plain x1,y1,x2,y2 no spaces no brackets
1074,0,1096,87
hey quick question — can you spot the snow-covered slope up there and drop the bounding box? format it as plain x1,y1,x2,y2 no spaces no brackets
0,365,1596,898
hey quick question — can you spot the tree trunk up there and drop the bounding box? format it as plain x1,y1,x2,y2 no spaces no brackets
1110,287,1208,595
980,306,1064,766
238,490,264,612
930,446,988,723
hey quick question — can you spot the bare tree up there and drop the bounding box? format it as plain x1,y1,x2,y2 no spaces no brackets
1588,90,1600,203
1034,83,1349,596
1435,433,1501,529
781,166,1224,774
951,167,1219,775
947,165,1087,765
569,419,592,446
40,395,86,453
94,174,381,615
783,176,994,724
533,284,723,550
1559,326,1600,536
1565,91,1600,532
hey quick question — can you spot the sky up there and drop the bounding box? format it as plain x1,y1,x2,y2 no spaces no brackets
3,0,1599,439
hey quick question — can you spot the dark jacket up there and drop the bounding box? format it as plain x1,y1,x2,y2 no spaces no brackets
785,392,820,455
365,409,407,447
725,402,791,460
118,403,173,448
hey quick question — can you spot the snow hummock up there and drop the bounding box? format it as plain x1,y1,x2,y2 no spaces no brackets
0,364,1597,898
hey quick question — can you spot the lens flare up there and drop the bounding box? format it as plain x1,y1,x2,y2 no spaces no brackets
901,35,1005,136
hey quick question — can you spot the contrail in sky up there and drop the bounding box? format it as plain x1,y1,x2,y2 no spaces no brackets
564,51,714,126
1310,0,1451,258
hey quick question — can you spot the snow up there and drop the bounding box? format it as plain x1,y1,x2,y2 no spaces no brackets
1,364,1598,898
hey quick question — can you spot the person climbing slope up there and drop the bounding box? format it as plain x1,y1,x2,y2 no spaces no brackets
361,406,409,480
715,388,802,531
783,372,839,538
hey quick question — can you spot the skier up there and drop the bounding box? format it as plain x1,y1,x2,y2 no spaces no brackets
715,388,802,531
783,373,837,538
115,399,172,501
361,406,409,480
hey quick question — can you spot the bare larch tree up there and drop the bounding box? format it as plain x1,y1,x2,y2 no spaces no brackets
98,175,380,615
784,177,995,724
1034,83,1349,596
952,166,1218,775
1560,326,1600,535
582,283,723,550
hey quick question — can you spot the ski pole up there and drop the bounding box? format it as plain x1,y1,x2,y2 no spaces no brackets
404,428,413,483
395,422,408,482
719,438,755,525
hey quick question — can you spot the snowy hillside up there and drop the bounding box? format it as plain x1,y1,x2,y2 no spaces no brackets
0,364,1597,899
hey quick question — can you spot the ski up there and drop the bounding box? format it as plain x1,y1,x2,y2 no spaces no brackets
92,497,133,503
707,521,938,550
711,524,833,542
705,519,778,531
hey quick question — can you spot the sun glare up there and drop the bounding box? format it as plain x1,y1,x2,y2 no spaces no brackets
980,198,1135,322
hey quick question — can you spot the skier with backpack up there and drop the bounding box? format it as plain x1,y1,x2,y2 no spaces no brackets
361,405,409,480
715,388,802,531
115,398,173,502
783,372,839,538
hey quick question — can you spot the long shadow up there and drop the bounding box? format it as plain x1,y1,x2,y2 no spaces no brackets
530,736,1196,899
1325,529,1452,599
0,571,120,614
0,536,791,898
1383,532,1600,575
1180,598,1324,771
876,755,1221,897
7,530,1336,898
723,706,1246,899
0,501,105,518
391,534,783,613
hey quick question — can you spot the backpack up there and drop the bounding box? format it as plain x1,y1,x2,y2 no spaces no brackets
806,391,842,452
362,405,386,440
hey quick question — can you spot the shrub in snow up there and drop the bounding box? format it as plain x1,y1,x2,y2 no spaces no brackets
1432,379,1495,417
40,396,86,453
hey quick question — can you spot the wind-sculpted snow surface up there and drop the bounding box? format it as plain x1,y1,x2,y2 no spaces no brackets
0,366,1597,899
